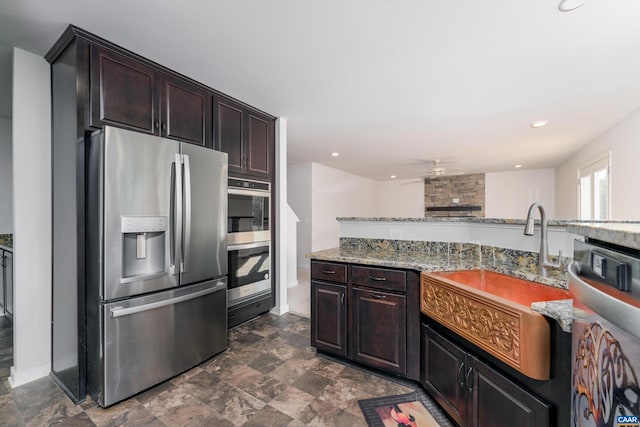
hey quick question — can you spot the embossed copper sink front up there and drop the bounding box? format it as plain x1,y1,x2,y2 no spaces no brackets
421,270,571,380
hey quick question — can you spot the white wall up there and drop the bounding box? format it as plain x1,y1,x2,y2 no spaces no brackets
272,117,289,315
11,48,51,386
0,116,12,233
288,162,313,268
485,168,555,219
375,179,424,217
311,163,377,252
556,106,640,220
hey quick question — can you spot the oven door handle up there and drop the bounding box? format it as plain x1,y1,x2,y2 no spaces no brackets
569,261,640,340
228,188,270,198
228,241,270,251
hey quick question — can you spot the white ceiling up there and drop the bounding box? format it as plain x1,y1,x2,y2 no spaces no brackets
1,0,640,180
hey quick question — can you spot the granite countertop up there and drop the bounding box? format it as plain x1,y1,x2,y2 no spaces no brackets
337,217,574,226
0,234,12,251
307,246,573,333
567,222,640,251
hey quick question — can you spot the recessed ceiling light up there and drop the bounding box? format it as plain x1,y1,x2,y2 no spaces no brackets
330,152,340,157
390,175,396,179
530,120,547,128
514,164,523,169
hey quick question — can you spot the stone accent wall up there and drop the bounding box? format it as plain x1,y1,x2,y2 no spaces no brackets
424,173,485,217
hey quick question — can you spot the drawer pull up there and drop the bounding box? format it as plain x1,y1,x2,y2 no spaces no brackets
321,270,336,274
368,275,387,282
369,293,387,299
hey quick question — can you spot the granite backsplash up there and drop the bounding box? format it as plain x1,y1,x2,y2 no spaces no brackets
339,237,570,287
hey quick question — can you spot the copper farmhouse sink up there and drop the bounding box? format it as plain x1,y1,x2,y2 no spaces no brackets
421,270,571,380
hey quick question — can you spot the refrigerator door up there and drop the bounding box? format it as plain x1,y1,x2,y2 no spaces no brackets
100,279,227,407
179,143,228,285
103,126,180,300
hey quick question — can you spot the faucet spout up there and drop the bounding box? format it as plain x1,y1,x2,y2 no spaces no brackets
523,202,560,277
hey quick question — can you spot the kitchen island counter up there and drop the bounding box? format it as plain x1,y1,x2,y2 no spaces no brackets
308,245,573,332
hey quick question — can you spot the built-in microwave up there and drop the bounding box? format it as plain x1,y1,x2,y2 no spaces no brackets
228,178,270,246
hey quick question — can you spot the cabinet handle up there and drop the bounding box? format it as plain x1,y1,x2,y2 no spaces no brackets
153,120,159,131
369,293,386,299
466,367,474,392
457,362,465,387
368,276,387,282
161,121,167,134
341,293,345,307
321,270,336,275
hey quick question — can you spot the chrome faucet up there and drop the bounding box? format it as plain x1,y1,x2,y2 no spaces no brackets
524,202,562,277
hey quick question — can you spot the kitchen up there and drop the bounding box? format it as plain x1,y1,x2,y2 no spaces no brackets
1,1,640,426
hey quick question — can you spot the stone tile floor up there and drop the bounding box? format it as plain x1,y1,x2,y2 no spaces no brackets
0,313,420,426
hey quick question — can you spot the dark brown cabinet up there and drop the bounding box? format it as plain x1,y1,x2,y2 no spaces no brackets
311,281,347,357
422,324,550,427
90,45,158,134
90,45,211,147
310,260,419,380
214,96,273,179
351,287,406,374
160,76,211,146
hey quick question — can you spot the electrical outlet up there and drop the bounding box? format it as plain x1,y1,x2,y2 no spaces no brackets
389,229,403,239
453,198,460,204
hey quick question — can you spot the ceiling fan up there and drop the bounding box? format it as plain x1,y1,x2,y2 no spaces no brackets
399,159,465,184
423,159,465,178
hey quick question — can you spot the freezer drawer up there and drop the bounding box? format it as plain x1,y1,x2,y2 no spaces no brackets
97,279,227,407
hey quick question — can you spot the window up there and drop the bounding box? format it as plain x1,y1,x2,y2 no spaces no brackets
578,153,610,220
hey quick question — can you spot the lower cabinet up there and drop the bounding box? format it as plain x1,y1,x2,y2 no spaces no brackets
351,287,406,374
422,324,550,427
310,260,419,379
311,280,347,357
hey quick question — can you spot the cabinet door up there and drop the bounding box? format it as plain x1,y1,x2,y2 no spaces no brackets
4,251,12,319
90,46,158,134
468,356,550,427
351,287,406,374
214,97,244,175
0,252,4,313
311,281,347,357
246,113,273,178
421,325,468,427
160,76,211,147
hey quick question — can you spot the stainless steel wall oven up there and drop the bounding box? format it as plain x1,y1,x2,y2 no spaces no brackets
227,178,272,327
228,178,270,245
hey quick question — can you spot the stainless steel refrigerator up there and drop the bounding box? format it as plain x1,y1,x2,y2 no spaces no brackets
85,126,228,407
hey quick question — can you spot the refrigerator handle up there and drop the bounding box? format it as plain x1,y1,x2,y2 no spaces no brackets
182,154,191,273
170,153,183,275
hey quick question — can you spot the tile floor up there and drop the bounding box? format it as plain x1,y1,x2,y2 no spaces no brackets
0,313,420,426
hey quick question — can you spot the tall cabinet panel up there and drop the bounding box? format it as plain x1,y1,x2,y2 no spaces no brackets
50,37,87,403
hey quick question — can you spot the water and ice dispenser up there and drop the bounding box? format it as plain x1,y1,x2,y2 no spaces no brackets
121,216,167,282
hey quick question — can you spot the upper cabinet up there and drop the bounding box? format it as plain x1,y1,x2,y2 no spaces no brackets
90,46,211,147
214,95,274,179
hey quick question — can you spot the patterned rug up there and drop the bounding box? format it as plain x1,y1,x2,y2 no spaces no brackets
358,390,454,427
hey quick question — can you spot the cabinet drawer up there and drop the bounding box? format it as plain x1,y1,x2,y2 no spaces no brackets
311,262,347,283
352,266,406,292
